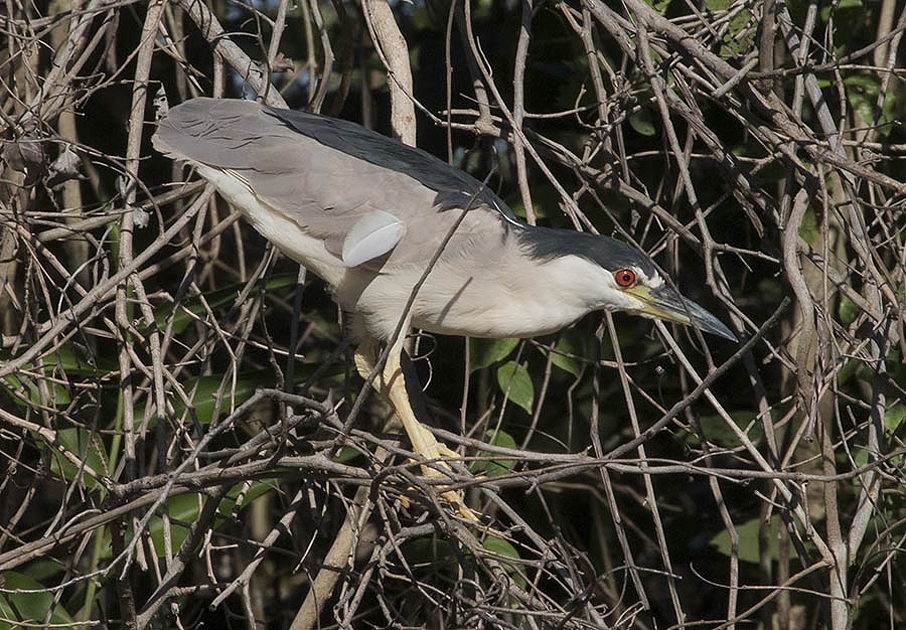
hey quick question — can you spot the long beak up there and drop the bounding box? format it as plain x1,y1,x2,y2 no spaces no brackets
624,284,737,341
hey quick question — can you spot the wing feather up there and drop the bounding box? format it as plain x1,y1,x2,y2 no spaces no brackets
342,210,405,267
153,98,518,270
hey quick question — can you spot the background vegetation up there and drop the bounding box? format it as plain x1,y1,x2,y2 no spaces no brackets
1,0,904,628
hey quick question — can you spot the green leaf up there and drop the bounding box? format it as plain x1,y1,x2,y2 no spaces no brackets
846,75,878,126
710,515,778,563
692,411,763,448
170,362,342,427
470,337,519,372
836,358,861,386
332,445,365,464
798,205,818,245
0,571,75,630
218,479,280,517
819,0,861,20
629,107,656,137
20,560,64,582
471,429,517,477
506,187,552,220
175,372,274,426
496,361,534,414
402,534,526,591
853,446,869,471
411,6,432,30
482,536,527,589
710,515,815,563
402,537,456,574
838,293,860,325
4,372,70,408
544,329,585,377
56,428,108,487
131,361,342,430
32,428,108,490
643,0,671,12
147,493,204,555
2,343,116,409
47,343,117,375
152,274,298,335
884,402,906,432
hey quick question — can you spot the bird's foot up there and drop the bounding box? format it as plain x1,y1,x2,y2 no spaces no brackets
409,485,478,523
407,422,478,522
355,339,478,521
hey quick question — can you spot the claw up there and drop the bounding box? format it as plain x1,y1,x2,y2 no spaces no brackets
356,338,479,521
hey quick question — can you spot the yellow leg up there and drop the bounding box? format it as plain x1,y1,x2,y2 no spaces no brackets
355,337,477,521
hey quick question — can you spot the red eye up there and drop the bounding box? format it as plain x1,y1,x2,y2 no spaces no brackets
614,269,636,287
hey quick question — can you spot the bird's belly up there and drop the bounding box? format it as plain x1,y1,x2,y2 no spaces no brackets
413,295,584,338
352,262,589,340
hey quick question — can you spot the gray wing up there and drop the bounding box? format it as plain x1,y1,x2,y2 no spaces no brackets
152,98,520,268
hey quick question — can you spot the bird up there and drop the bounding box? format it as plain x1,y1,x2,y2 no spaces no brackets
153,97,736,519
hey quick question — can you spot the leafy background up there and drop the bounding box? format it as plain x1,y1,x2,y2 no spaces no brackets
0,0,904,628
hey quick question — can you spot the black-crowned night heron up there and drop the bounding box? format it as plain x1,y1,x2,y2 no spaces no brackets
153,98,735,518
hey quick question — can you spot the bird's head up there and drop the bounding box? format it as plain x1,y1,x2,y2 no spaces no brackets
601,258,737,341
520,228,737,341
